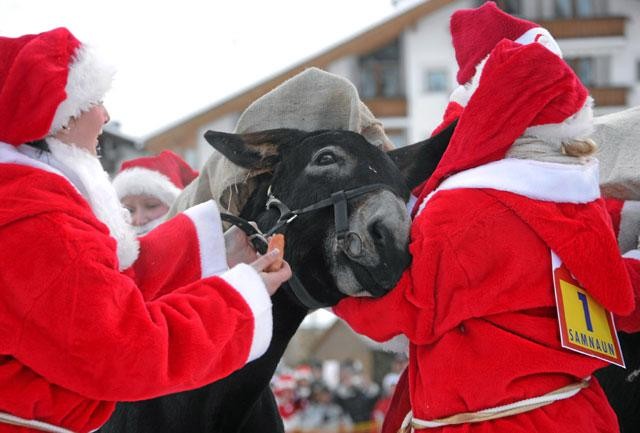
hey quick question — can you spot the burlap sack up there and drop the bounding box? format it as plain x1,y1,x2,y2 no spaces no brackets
168,67,394,217
591,105,640,200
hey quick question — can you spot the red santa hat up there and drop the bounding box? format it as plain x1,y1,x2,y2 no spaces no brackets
452,1,562,85
449,2,562,107
112,151,199,206
293,365,313,381
272,373,297,396
414,39,590,213
0,27,114,146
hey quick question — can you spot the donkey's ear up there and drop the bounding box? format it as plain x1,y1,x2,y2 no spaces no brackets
204,128,308,170
387,120,457,190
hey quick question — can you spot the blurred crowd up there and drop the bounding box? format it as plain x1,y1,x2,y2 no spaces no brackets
271,356,407,433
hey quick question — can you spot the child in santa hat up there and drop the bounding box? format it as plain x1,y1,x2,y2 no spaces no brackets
335,34,640,433
113,150,199,235
0,28,290,433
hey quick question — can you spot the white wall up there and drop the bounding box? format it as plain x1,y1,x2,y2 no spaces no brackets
403,0,473,143
194,112,238,169
610,0,640,107
327,56,360,87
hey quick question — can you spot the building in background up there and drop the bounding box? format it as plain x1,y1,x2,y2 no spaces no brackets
99,123,147,175
140,0,640,168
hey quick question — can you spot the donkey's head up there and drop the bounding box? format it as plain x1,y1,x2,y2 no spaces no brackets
206,128,412,306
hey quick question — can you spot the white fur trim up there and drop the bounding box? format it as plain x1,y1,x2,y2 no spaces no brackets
623,249,640,261
417,158,600,217
618,201,640,253
449,55,489,108
220,263,273,363
113,167,182,206
515,27,563,58
0,142,65,178
46,138,139,269
50,44,115,133
525,98,595,145
183,200,229,277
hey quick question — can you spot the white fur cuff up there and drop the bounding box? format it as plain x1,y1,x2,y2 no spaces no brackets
220,263,273,363
183,200,229,278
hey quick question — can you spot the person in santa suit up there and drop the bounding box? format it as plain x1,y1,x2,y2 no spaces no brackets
385,4,640,433
386,4,576,432
335,35,640,433
0,28,291,433
113,150,199,235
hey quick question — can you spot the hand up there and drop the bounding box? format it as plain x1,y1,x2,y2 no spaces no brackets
224,225,259,267
250,249,292,296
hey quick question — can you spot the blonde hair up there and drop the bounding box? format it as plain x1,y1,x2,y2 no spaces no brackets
561,138,597,157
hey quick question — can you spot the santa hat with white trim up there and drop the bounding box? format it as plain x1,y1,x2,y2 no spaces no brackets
452,1,562,84
449,2,562,107
414,38,591,211
113,151,199,206
0,27,114,146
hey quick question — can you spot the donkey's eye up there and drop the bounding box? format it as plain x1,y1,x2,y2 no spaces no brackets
314,151,337,166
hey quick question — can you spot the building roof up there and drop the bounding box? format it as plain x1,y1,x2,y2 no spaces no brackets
144,0,456,151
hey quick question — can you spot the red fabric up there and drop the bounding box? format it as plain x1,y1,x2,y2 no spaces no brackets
119,150,199,189
616,258,640,332
0,163,260,433
0,28,79,145
604,197,624,237
414,40,587,216
380,368,411,433
335,187,633,432
451,1,537,84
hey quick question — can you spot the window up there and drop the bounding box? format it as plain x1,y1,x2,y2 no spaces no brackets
566,56,611,87
554,0,607,18
423,69,448,93
475,0,522,16
359,39,404,98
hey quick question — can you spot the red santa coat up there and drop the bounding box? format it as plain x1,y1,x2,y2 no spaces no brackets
335,157,639,432
0,144,272,432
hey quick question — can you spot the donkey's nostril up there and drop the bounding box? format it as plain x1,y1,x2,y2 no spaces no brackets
368,220,387,244
346,232,364,257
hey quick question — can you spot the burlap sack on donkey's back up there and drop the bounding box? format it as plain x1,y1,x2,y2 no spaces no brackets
167,67,394,218
592,105,640,200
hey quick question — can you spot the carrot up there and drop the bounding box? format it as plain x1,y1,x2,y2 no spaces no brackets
266,234,285,272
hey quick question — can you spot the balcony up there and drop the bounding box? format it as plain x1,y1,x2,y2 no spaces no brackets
538,16,626,39
590,87,628,107
362,97,407,118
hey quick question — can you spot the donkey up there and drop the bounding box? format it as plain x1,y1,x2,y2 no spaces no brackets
99,125,455,433
596,332,640,433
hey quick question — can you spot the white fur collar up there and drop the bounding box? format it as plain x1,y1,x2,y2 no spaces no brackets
417,158,600,216
0,140,139,270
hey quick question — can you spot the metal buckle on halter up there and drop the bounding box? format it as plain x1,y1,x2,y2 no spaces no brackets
248,232,269,248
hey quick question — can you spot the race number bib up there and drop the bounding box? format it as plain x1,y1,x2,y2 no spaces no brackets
552,252,625,367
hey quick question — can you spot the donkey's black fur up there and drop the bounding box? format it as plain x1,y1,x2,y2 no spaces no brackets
596,332,640,433
100,126,455,433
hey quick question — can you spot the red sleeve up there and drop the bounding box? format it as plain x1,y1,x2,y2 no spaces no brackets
615,254,640,332
2,211,272,402
130,200,232,300
334,211,468,345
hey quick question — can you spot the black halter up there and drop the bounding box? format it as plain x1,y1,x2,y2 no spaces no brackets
221,183,392,310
